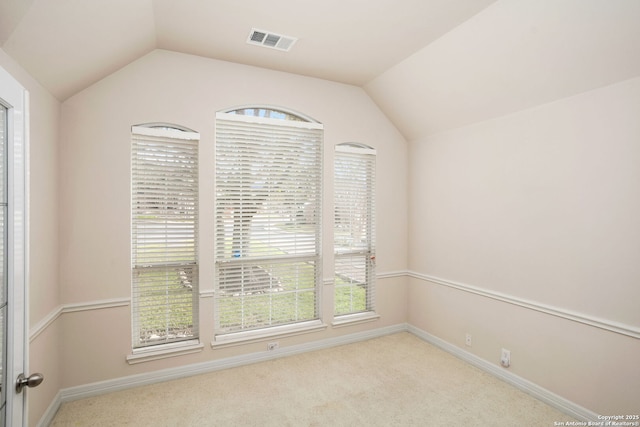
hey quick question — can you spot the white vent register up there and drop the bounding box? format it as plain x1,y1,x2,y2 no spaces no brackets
247,28,297,51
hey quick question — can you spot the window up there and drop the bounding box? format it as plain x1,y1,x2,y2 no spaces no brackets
334,143,376,317
131,125,199,349
226,107,306,122
214,108,323,339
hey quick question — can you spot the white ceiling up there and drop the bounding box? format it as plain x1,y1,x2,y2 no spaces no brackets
0,0,496,101
1,0,639,140
366,0,640,138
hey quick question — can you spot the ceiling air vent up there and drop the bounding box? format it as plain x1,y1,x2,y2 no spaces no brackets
247,28,297,52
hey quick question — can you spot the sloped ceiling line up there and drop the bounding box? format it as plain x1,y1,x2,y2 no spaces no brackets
2,0,639,141
1,0,497,101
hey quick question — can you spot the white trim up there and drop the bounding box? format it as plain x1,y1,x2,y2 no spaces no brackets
332,311,380,328
212,320,328,348
216,111,323,130
27,270,401,342
376,270,407,280
40,324,405,423
37,323,594,427
132,122,197,133
30,270,631,424
29,305,63,342
62,297,130,313
219,104,320,124
131,125,199,140
126,341,204,365
2,64,28,426
407,325,601,422
335,145,377,156
29,298,131,342
35,389,61,427
23,91,32,427
409,271,640,340
29,268,637,345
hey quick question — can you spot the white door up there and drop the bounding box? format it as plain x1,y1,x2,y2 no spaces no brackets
0,65,31,427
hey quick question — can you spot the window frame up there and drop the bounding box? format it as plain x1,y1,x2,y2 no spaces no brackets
129,124,201,357
333,143,378,325
213,107,325,344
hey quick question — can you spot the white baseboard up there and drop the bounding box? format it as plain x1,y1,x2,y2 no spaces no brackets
407,324,601,422
35,389,62,427
37,324,406,425
36,323,598,426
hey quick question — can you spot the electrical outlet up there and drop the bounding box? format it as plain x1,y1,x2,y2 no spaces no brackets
465,333,472,347
501,348,511,368
267,342,279,351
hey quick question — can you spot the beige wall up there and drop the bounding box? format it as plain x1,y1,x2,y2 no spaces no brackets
0,47,61,426
7,31,638,423
407,76,640,414
57,49,408,387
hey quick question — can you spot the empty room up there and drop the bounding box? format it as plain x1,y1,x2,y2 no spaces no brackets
0,0,638,426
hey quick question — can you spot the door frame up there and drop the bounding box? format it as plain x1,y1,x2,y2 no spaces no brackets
1,64,29,427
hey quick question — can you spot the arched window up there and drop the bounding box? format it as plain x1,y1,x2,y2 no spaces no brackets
334,143,377,319
224,106,311,122
136,122,197,132
214,107,323,340
130,123,200,350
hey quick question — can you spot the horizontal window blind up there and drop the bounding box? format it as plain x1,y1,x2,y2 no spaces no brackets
334,144,376,316
131,126,199,348
215,112,322,335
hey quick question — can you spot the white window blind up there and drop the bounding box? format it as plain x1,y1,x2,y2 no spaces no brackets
131,126,199,348
334,144,376,316
215,111,323,336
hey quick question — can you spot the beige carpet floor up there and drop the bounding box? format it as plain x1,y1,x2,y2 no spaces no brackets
50,332,577,426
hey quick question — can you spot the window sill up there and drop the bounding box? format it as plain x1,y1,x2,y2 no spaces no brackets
212,320,327,349
126,340,204,365
332,312,380,328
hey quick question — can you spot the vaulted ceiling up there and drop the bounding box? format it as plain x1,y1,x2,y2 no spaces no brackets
367,0,640,138
0,0,496,101
2,0,639,139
